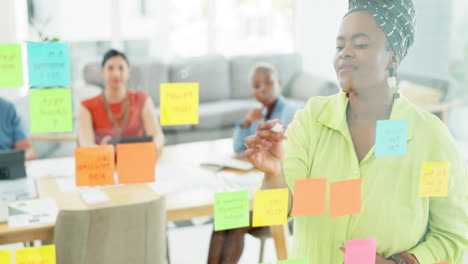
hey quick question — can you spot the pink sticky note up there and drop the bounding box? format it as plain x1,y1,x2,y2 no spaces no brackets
344,238,376,264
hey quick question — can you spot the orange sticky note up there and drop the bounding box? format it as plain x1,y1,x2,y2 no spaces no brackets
434,262,448,264
117,142,156,184
329,179,361,218
252,188,289,227
419,162,450,197
15,245,56,264
75,145,115,187
0,250,12,264
160,82,199,125
292,178,327,216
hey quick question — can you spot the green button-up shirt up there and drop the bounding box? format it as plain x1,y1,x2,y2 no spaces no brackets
283,92,468,264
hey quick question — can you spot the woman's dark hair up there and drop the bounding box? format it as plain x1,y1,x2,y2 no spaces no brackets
101,49,130,67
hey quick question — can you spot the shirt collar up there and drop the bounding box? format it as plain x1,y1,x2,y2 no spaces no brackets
263,96,286,120
317,92,414,141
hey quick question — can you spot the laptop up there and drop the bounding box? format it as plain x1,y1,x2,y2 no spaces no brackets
0,149,26,180
108,136,153,146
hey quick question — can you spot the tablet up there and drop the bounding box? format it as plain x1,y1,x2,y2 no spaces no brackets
108,136,153,146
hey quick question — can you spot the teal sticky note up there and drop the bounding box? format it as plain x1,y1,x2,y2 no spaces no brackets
27,42,71,87
0,44,23,88
277,258,308,264
375,119,408,157
29,88,73,133
214,190,250,231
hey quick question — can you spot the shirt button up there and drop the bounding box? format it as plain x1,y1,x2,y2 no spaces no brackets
354,170,359,175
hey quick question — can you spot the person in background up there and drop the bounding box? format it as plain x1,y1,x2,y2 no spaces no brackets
78,49,164,156
233,63,300,154
244,0,468,263
0,98,35,160
208,63,299,264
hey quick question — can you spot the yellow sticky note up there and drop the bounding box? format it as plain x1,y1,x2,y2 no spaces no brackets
0,250,12,264
160,82,199,125
419,162,450,197
15,245,56,264
252,188,289,227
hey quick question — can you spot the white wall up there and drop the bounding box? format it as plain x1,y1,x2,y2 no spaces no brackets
0,0,29,100
294,0,346,81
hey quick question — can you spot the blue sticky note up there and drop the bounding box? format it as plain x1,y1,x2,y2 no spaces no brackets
375,119,408,157
27,42,71,87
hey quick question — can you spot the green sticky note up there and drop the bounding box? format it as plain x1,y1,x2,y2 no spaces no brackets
214,190,250,231
0,44,23,88
277,258,308,264
29,88,73,133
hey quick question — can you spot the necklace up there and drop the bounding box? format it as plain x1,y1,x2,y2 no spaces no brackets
102,91,130,131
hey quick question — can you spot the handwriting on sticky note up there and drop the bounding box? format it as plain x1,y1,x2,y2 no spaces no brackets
252,188,288,227
375,119,408,157
329,179,361,218
160,83,199,125
277,258,308,264
214,190,250,231
0,44,23,88
27,42,71,87
344,238,376,264
29,88,73,133
419,162,450,197
75,145,115,187
15,245,56,264
117,142,156,184
292,178,326,216
0,250,12,264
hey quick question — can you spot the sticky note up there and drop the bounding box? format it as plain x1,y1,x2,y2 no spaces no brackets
375,119,408,157
252,188,288,227
277,258,308,264
292,178,326,216
75,145,115,187
27,42,71,87
419,162,450,197
15,245,56,264
329,179,361,218
214,190,250,231
434,262,448,264
344,238,376,264
160,82,199,125
0,250,12,264
0,44,23,88
117,142,156,184
29,88,73,133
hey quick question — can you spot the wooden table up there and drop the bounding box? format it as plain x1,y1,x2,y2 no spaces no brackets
0,138,290,260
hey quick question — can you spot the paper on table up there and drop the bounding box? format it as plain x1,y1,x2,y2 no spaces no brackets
0,178,37,202
0,250,12,264
15,245,55,264
292,178,327,216
29,88,73,133
419,162,450,197
0,44,23,88
80,188,110,204
160,82,199,125
217,171,264,190
329,179,361,218
117,142,156,184
26,157,75,178
8,198,58,228
344,238,377,264
200,157,254,171
375,119,408,157
27,42,71,87
214,190,250,231
252,188,289,227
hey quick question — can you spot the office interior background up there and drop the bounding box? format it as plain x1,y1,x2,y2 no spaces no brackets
1,0,468,263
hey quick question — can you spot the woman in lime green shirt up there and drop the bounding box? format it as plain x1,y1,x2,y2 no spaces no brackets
245,0,468,263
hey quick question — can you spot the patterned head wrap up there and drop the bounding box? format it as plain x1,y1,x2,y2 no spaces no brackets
346,0,416,66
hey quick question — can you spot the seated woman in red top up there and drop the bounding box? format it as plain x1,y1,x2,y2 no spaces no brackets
78,49,164,156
